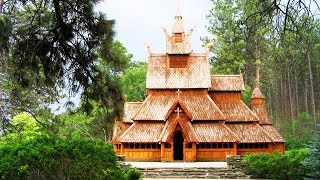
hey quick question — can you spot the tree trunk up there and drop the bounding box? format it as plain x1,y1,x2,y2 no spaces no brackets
287,65,294,134
0,0,3,14
307,46,316,130
295,71,299,117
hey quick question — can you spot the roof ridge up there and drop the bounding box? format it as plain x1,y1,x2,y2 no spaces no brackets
255,123,276,142
131,95,152,121
220,121,240,142
118,122,137,143
206,94,227,120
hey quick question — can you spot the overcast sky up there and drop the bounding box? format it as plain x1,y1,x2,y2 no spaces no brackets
95,0,214,61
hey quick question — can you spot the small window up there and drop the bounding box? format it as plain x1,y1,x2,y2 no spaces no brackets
196,144,200,149
186,143,192,148
129,143,134,149
157,144,161,149
141,144,145,149
264,143,269,148
212,143,217,149
218,143,222,148
135,143,140,149
249,143,254,148
201,143,205,149
116,144,121,149
254,143,259,148
152,144,157,149
244,143,248,149
146,143,151,149
165,143,171,148
229,143,234,148
174,33,183,42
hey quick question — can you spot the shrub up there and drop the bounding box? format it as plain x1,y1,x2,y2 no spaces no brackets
304,133,320,179
242,150,309,179
0,134,138,179
126,168,142,180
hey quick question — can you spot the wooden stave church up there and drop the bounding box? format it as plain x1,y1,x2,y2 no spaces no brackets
111,8,285,162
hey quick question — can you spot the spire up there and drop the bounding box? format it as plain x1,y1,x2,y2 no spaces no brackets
172,5,184,33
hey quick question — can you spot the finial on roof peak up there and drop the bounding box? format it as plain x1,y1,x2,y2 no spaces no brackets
175,0,182,18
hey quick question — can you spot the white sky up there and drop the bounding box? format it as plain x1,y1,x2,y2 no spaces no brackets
95,0,214,61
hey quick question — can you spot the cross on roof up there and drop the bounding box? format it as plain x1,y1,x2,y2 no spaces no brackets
175,106,183,119
176,89,181,98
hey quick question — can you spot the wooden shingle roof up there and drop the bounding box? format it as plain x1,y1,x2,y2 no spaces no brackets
251,87,264,99
123,102,142,123
132,95,176,121
227,123,274,143
251,104,272,125
261,125,285,142
180,95,225,120
111,121,131,144
146,55,211,89
215,101,260,122
119,122,165,143
210,75,244,91
193,122,239,142
160,117,197,142
132,94,225,121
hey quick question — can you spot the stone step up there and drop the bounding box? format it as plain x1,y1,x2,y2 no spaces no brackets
140,167,250,179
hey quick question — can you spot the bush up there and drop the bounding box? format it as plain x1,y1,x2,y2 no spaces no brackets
126,168,142,180
242,150,309,179
304,133,320,179
0,134,140,179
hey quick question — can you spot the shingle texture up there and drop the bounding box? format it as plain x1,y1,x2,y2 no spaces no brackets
146,55,211,89
133,94,225,121
261,125,285,142
227,123,273,143
210,75,244,91
119,122,165,143
193,122,239,142
111,121,131,143
123,102,142,123
215,101,260,122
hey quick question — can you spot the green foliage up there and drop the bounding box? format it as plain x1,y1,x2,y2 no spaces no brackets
0,134,130,179
283,112,315,150
121,61,147,102
304,133,320,179
242,150,309,179
242,85,252,106
126,168,142,180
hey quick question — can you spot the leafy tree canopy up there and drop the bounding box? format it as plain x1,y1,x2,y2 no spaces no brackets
0,0,128,120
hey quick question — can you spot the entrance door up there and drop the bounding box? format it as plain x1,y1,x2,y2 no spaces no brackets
173,130,184,160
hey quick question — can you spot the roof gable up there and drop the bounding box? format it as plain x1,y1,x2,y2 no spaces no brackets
210,75,244,91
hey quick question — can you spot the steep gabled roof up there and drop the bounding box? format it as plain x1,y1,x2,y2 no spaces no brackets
261,125,285,142
251,104,272,125
146,54,211,89
119,122,165,143
132,95,176,121
133,94,225,121
193,122,239,142
210,75,244,91
111,121,131,144
123,102,142,123
160,117,197,142
227,123,274,143
215,101,260,122
180,95,225,120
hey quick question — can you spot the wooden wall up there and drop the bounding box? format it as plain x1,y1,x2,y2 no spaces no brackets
123,149,161,161
196,149,235,161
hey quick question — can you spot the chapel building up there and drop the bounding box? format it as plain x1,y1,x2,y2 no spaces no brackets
111,8,285,161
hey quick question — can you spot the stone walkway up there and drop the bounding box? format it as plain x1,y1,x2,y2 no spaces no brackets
126,161,228,169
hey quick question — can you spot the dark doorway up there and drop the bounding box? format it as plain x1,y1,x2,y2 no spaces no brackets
173,130,184,160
